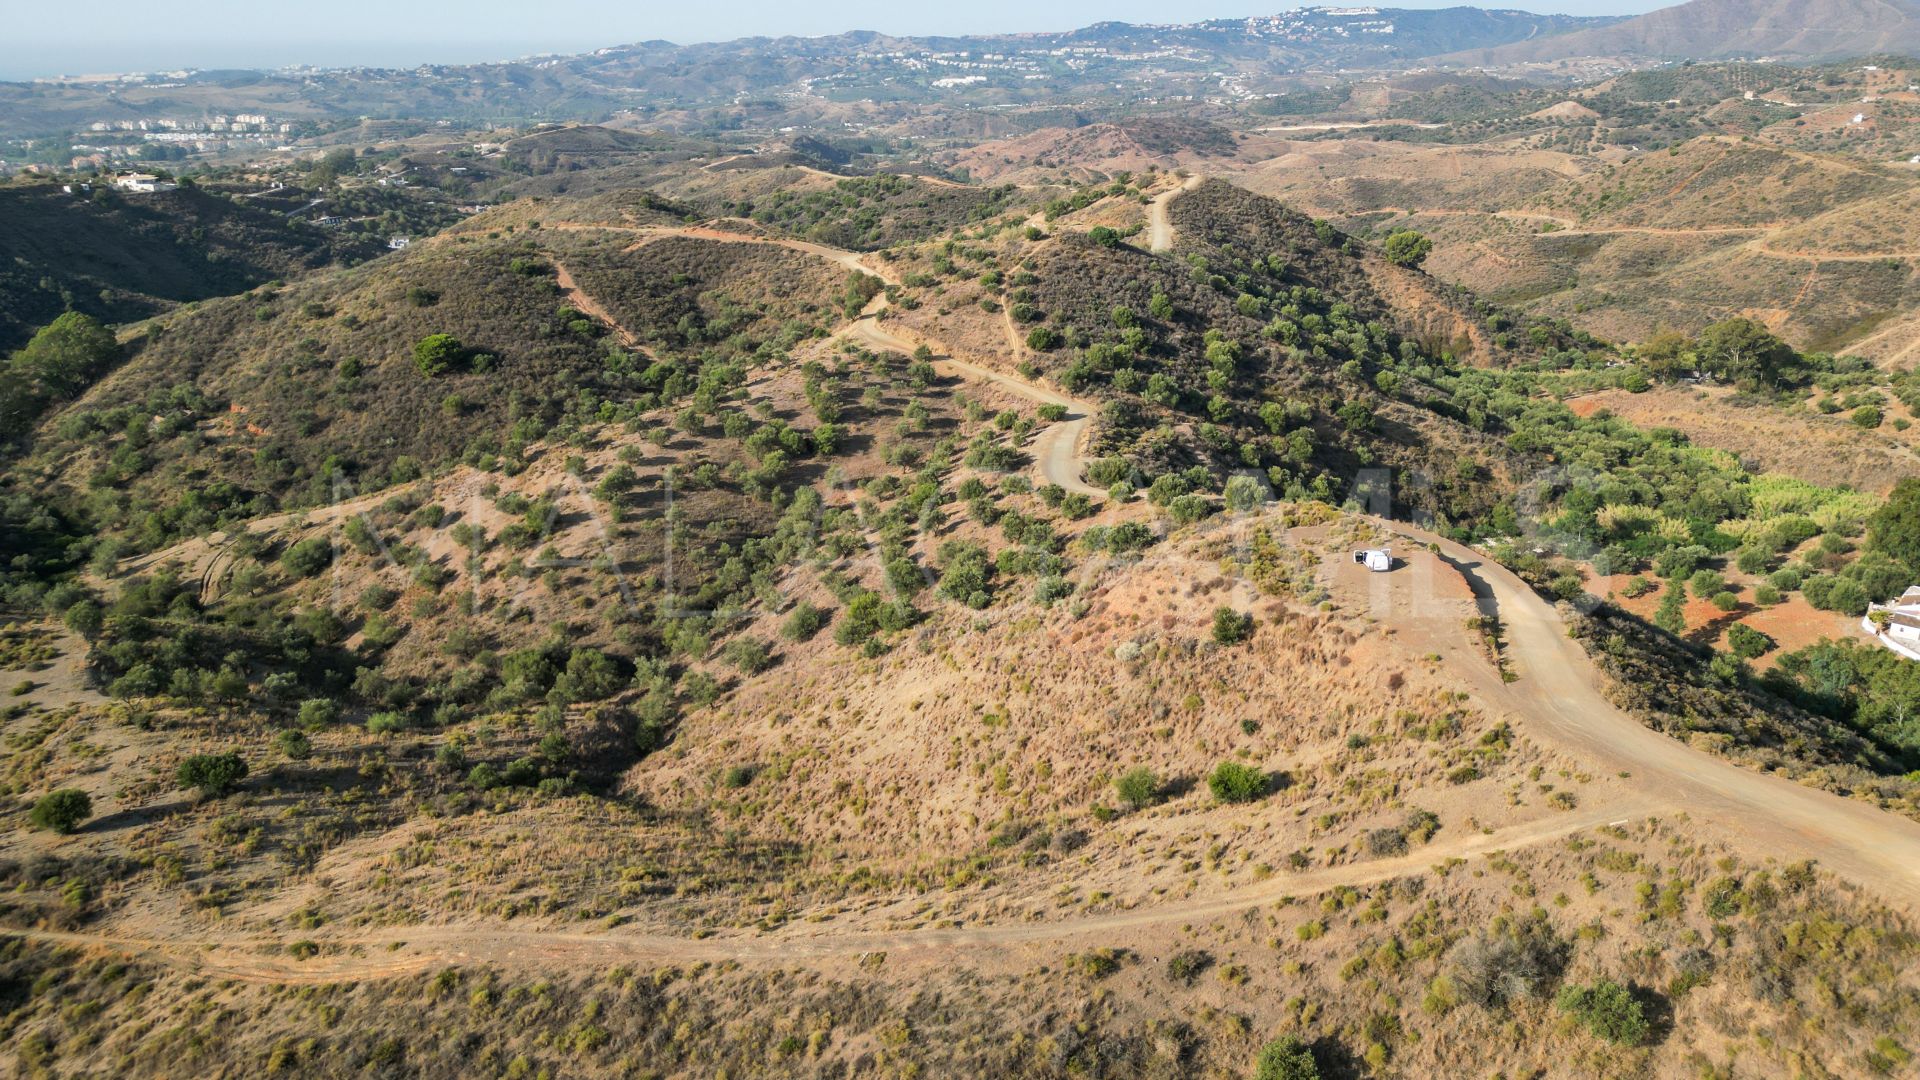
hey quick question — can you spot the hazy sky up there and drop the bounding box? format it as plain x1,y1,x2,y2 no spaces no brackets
2,0,1674,80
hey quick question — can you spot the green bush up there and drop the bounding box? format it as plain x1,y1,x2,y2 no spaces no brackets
1212,606,1254,645
1726,623,1774,659
297,698,341,728
177,752,249,798
28,789,92,833
725,637,774,674
1254,1034,1322,1080
1113,766,1161,810
1208,761,1267,803
1555,979,1649,1046
412,333,466,377
783,602,829,641
1383,230,1433,268
275,729,313,760
279,536,333,577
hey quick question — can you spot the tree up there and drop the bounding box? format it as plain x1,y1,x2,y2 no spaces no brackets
10,312,119,399
1635,328,1693,382
1208,761,1267,803
1025,326,1060,351
1869,477,1920,575
1383,230,1433,269
1254,1035,1322,1080
1556,979,1649,1046
413,333,466,377
1694,317,1799,391
28,789,92,834
1653,585,1686,635
1113,766,1161,810
177,752,249,798
3,313,119,435
1088,225,1122,248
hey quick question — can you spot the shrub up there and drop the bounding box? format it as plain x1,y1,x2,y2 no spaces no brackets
725,637,774,674
1556,979,1650,1046
1167,950,1213,985
1113,766,1161,810
177,752,249,798
28,789,92,833
297,698,341,728
280,536,333,577
1365,827,1408,857
1025,327,1060,351
1212,606,1253,645
413,333,466,377
1726,623,1774,659
783,602,829,641
1254,1035,1322,1080
1208,761,1267,803
1447,919,1566,1009
275,729,313,760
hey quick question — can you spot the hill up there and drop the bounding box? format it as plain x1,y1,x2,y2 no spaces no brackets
1439,0,1920,65
9,203,849,550
0,182,382,353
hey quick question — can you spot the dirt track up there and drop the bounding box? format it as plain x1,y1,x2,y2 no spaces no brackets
1147,173,1204,253
1382,522,1920,902
5,800,1640,981
845,314,1106,498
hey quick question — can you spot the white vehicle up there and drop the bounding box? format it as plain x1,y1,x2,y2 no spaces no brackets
1353,548,1392,573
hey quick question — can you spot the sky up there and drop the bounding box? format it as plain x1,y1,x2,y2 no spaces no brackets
1,0,1675,80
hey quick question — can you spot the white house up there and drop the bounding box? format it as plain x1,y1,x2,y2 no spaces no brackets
1353,548,1393,573
1863,586,1920,662
112,172,176,193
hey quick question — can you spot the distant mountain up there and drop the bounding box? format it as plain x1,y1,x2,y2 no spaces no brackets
1438,0,1920,64
0,8,1621,137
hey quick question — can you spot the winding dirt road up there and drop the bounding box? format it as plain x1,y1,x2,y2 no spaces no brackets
1385,522,1920,902
845,314,1107,499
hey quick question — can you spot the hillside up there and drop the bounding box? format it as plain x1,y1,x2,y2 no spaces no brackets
11,204,848,549
1236,132,1920,354
1439,0,1920,65
5,147,1920,1080
0,182,381,353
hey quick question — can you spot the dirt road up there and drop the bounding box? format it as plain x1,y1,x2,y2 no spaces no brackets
1147,174,1204,253
1383,521,1920,902
4,799,1639,981
845,315,1106,498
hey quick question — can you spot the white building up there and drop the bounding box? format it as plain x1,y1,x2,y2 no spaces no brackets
1863,586,1920,662
112,172,177,193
